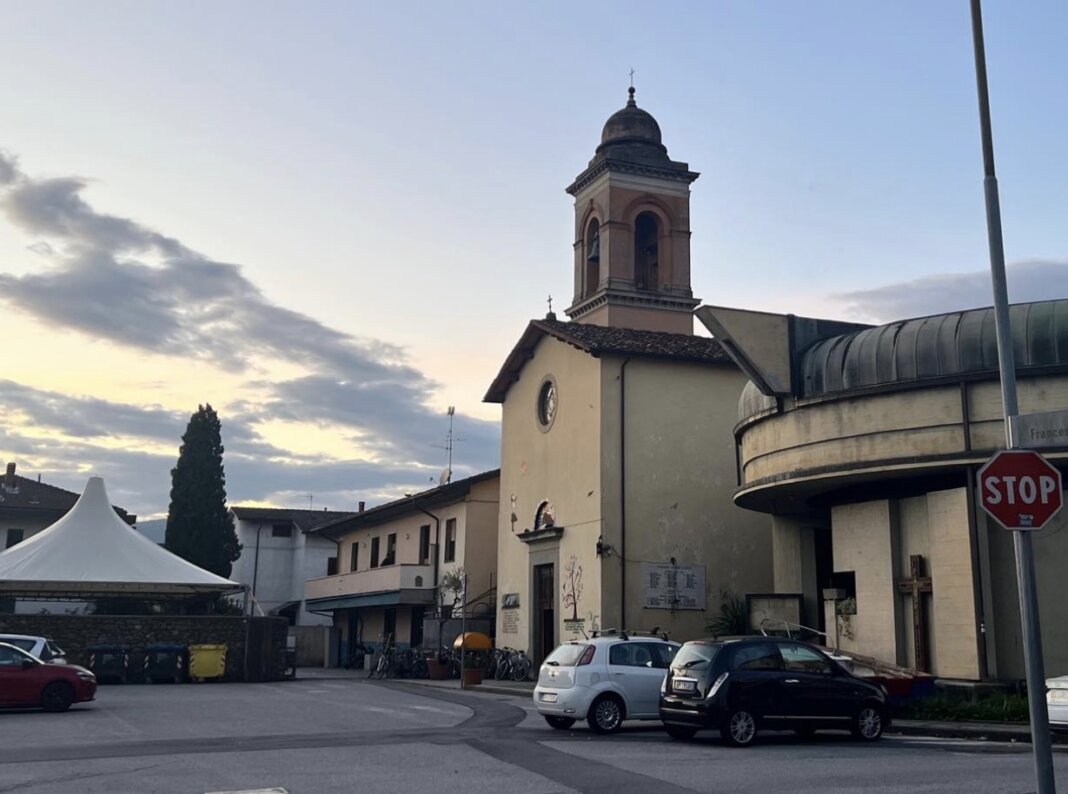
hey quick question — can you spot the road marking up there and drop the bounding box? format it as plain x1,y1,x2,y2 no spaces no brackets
206,789,288,794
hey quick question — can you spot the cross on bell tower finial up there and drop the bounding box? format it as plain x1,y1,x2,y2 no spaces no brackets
627,69,636,106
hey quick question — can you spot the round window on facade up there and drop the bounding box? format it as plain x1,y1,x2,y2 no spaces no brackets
536,377,558,431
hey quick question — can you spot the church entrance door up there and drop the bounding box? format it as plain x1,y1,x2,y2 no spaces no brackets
533,563,555,663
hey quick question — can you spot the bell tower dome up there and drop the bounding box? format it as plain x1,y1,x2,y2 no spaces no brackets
565,87,700,335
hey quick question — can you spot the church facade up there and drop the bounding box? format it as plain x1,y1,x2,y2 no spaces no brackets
486,90,773,661
702,301,1068,681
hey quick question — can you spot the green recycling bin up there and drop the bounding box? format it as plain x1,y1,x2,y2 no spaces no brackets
188,644,227,682
87,644,129,684
144,644,188,684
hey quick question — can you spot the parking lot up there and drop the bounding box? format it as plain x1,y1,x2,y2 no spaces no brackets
3,675,1068,793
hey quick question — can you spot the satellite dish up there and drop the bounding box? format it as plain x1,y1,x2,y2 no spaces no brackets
438,468,452,486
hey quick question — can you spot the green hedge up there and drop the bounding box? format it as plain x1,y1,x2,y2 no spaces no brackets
900,693,1030,723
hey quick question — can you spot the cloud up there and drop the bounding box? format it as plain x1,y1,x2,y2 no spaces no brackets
0,151,19,185
0,384,453,520
0,151,500,515
833,259,1068,324
0,165,413,376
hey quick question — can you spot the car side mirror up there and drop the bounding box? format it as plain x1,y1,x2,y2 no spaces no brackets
21,660,35,670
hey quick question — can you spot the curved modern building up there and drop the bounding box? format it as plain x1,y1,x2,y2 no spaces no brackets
699,300,1068,681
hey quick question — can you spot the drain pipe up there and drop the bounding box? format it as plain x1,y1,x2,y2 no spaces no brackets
414,503,443,646
619,357,632,630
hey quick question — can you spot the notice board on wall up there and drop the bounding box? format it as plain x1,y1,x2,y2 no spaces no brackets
640,562,706,610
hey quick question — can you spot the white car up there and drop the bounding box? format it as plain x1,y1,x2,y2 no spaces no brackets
1047,675,1068,728
0,634,67,664
533,631,679,733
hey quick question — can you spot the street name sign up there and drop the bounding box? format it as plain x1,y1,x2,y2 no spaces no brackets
978,450,1063,530
1012,409,1068,449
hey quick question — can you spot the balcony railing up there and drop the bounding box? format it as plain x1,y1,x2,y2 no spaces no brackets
305,563,435,602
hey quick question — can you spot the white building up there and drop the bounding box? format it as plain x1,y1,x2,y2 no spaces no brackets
230,506,357,626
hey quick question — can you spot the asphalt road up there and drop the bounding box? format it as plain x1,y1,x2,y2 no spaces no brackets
2,676,1067,793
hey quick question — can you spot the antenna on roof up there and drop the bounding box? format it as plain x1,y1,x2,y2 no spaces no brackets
302,493,313,510
431,406,463,485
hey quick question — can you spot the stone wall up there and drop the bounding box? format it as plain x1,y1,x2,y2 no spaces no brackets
0,614,288,681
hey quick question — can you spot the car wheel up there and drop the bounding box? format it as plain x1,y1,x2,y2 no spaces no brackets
544,715,576,730
721,708,759,747
665,725,698,740
851,704,884,741
587,694,625,734
41,682,74,713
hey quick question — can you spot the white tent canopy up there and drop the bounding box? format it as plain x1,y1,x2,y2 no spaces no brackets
0,476,242,596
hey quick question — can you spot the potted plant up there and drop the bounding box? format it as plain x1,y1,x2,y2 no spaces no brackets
462,650,484,686
428,569,466,679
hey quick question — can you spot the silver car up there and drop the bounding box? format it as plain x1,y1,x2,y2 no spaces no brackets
534,631,679,733
0,634,67,664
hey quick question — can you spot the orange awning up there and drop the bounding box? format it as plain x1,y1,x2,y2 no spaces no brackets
453,631,492,651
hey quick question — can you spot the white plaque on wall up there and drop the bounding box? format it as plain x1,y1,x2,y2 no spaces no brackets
640,562,706,610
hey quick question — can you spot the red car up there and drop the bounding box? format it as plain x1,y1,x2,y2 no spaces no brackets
0,641,97,711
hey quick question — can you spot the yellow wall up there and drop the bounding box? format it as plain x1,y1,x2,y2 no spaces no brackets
495,336,603,651
494,336,773,652
599,356,773,640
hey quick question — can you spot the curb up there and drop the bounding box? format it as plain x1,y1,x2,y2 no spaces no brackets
889,719,1068,745
473,683,535,698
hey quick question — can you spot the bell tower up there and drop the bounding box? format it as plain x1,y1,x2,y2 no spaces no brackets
565,87,700,335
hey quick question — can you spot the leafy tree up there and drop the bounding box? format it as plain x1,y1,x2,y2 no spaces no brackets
165,404,241,577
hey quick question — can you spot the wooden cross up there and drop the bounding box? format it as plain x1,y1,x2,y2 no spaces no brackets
547,295,553,314
896,554,933,672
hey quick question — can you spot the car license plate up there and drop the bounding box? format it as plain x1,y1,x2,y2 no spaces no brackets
673,679,696,693
1050,689,1068,702
540,692,558,703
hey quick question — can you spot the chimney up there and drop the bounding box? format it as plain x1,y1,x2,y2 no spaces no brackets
5,462,14,485
358,501,365,513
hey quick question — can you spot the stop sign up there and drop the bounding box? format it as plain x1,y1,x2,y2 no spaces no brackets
979,450,1064,530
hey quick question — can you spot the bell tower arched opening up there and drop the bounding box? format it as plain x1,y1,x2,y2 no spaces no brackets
585,218,601,297
634,212,659,291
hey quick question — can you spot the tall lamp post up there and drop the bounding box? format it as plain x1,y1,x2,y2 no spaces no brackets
969,3,1055,791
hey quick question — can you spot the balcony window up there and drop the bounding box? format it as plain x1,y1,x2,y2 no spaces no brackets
272,523,292,538
419,524,431,564
350,542,359,572
327,557,338,576
382,533,396,566
444,519,456,563
370,537,380,568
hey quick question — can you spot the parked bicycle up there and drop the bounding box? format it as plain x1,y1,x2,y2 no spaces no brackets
492,647,532,681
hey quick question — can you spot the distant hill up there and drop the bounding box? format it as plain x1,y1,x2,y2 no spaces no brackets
136,518,167,545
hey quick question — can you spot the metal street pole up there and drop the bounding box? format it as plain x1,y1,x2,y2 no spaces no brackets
969,2,1055,791
459,572,468,690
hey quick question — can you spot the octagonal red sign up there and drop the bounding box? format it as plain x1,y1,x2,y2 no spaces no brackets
979,450,1064,530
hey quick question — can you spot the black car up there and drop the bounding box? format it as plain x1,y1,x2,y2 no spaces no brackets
659,637,888,747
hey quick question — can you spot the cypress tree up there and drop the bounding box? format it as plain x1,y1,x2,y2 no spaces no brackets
165,404,241,577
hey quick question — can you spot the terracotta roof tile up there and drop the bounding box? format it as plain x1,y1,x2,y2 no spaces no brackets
484,319,732,402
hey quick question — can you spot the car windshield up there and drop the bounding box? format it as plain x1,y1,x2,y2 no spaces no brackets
673,642,722,670
543,643,589,666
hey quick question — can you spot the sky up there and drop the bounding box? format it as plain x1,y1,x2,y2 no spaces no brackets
2,1,1068,519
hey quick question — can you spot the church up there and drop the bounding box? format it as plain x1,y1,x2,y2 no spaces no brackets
485,88,773,661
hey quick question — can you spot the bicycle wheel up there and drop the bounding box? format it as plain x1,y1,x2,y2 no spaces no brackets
494,660,509,680
512,657,532,681
374,654,389,679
